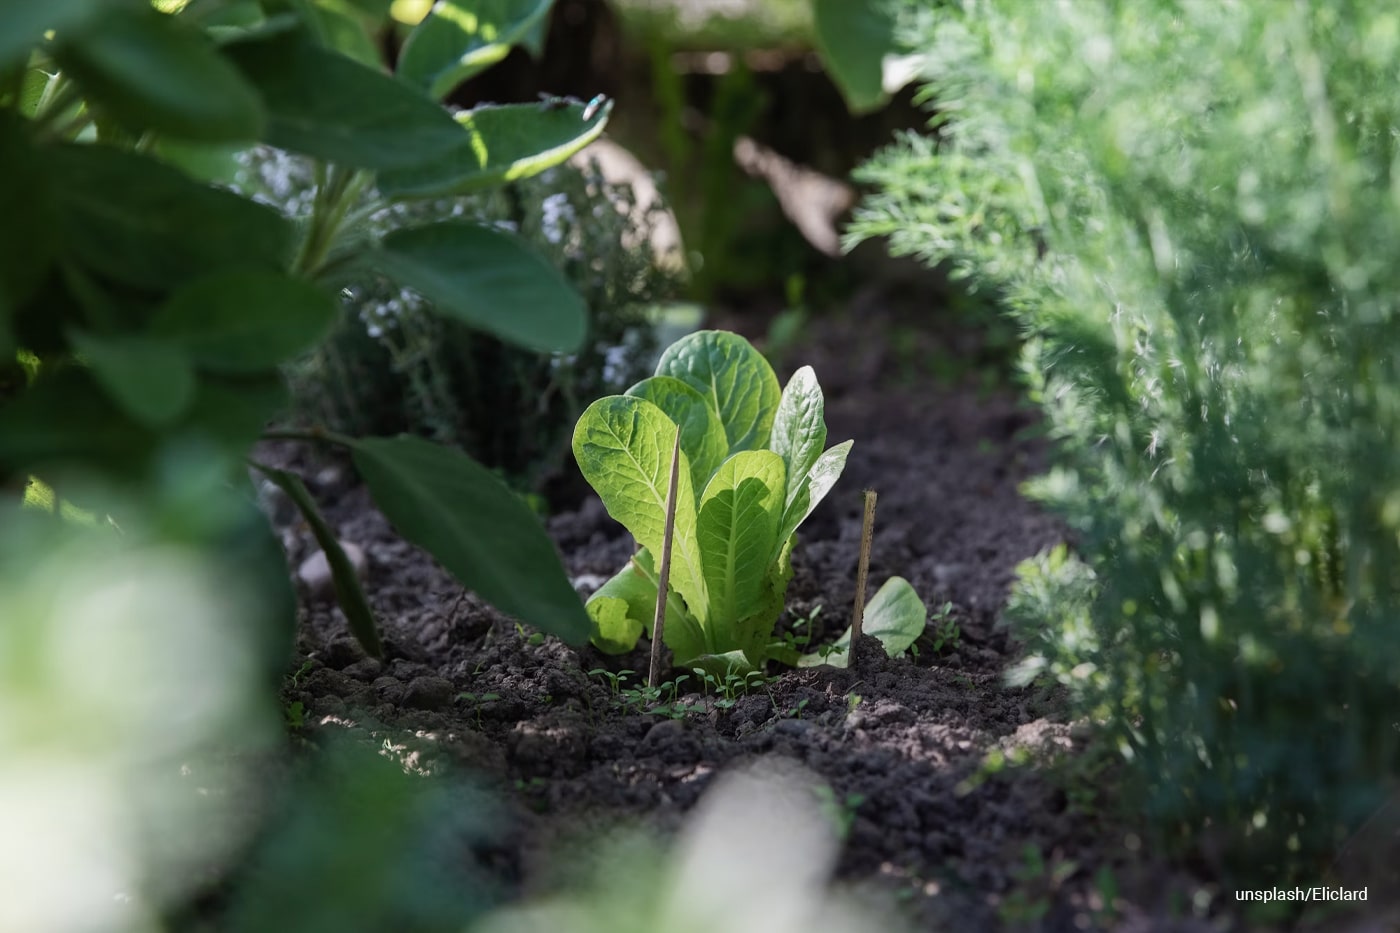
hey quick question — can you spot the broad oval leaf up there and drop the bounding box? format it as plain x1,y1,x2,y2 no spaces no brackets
223,31,466,170
349,435,590,643
377,100,614,199
398,0,555,100
69,330,196,427
769,365,828,506
655,330,782,455
775,439,853,558
256,465,383,658
149,271,338,372
50,143,293,290
572,395,708,620
811,0,899,115
626,375,728,493
697,450,785,638
799,576,927,668
54,5,265,142
585,548,705,659
369,222,586,353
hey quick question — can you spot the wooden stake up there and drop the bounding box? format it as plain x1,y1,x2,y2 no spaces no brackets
649,424,683,689
850,489,878,663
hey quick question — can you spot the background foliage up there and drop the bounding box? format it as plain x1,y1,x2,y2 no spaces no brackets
854,0,1400,882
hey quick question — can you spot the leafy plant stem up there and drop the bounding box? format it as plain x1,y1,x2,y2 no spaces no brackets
294,165,371,279
851,489,877,650
649,423,683,689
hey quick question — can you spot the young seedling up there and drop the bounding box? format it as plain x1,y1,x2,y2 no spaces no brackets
575,331,928,674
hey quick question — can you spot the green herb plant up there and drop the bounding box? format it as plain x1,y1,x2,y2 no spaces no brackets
1,0,617,661
573,330,926,675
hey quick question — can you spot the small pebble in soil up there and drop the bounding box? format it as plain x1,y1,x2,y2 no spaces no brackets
297,541,368,598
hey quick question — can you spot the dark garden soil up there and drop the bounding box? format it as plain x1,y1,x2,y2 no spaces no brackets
261,288,1228,932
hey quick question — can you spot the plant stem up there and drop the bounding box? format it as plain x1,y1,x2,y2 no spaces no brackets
649,423,683,689
850,489,877,661
294,165,371,279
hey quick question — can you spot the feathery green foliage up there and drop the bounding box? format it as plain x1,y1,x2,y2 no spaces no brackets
852,0,1400,881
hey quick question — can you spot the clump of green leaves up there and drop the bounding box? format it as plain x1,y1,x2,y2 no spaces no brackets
277,153,675,489
573,330,926,674
1,0,619,662
853,0,1400,882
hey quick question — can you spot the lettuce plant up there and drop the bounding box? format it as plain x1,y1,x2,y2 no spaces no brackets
573,330,925,673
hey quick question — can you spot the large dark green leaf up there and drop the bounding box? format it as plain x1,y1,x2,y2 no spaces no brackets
369,222,586,353
223,30,466,170
49,143,294,290
377,99,612,199
397,0,554,100
257,464,383,657
0,114,56,319
811,0,898,114
149,270,338,372
54,5,265,142
69,329,196,427
180,371,289,457
348,435,590,644
0,369,154,478
0,0,105,70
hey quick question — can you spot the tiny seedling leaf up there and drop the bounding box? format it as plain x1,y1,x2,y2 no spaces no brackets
799,576,927,668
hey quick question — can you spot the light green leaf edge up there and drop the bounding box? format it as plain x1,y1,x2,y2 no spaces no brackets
397,0,555,100
626,375,729,494
798,575,927,668
378,99,614,199
769,364,827,506
696,449,785,647
655,329,782,455
573,395,709,621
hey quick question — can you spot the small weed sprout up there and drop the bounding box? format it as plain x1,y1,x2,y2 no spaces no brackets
813,785,867,842
929,602,960,654
457,691,501,729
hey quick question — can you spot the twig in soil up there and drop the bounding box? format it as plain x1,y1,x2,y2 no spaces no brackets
850,489,878,655
649,424,683,689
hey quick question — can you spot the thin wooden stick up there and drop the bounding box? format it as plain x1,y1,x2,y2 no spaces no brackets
649,424,684,689
850,489,878,662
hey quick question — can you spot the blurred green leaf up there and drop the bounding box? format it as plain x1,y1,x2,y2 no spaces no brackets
811,0,896,114
0,0,104,70
302,0,383,67
349,435,591,644
68,329,196,427
369,222,586,353
0,369,153,477
223,30,466,169
397,0,554,99
0,113,56,319
149,271,338,372
49,143,293,289
257,465,383,657
377,99,612,198
180,371,289,457
54,4,265,142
